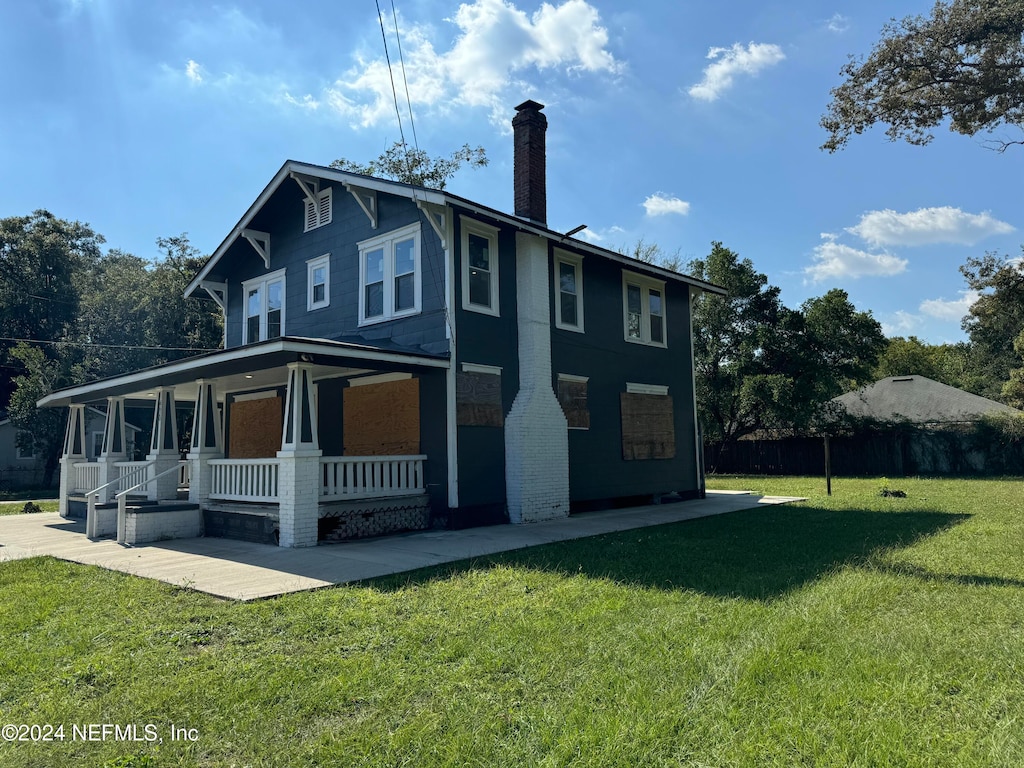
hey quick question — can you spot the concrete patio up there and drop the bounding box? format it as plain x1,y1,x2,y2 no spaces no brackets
0,491,803,600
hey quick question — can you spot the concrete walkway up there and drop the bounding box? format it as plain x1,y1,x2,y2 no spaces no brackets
0,491,803,600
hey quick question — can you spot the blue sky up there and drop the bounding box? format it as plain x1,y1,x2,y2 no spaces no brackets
2,0,1021,344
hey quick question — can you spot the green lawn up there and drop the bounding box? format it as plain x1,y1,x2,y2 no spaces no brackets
0,500,59,516
2,477,1022,767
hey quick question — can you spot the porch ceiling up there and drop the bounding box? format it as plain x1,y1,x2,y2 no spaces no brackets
38,337,449,408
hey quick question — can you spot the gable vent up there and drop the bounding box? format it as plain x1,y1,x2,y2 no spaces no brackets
304,187,333,232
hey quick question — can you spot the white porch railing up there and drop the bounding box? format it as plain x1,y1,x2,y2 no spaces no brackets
209,459,280,502
73,462,100,494
321,455,426,500
115,461,151,493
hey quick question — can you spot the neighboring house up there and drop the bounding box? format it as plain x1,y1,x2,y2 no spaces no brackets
39,101,725,547
832,375,1021,424
0,408,140,490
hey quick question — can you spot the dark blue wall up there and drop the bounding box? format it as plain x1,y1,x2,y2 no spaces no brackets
220,180,449,356
550,251,699,503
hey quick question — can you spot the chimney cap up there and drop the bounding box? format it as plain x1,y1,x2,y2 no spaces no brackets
514,99,545,112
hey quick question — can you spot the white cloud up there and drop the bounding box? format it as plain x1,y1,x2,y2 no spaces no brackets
688,42,785,102
321,0,621,127
919,290,980,321
804,236,908,283
847,206,1015,247
826,13,849,33
185,59,204,84
881,310,923,337
643,194,690,217
576,224,625,243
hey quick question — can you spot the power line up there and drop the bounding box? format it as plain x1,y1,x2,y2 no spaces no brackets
0,337,218,353
391,0,419,153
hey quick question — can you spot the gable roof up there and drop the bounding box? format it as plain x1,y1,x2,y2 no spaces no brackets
184,160,726,300
832,375,1021,424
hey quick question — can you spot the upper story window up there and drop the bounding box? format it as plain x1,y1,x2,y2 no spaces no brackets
358,223,421,326
242,268,286,344
554,249,584,333
622,272,667,347
304,187,332,232
307,254,330,311
461,216,500,316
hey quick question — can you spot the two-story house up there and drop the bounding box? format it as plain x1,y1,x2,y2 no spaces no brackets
39,101,725,548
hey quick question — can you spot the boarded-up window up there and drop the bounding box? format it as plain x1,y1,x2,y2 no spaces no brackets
457,370,503,427
557,376,590,429
229,397,283,459
620,392,675,460
343,378,420,456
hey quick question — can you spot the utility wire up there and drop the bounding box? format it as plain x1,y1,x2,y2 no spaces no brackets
0,337,219,353
391,0,419,153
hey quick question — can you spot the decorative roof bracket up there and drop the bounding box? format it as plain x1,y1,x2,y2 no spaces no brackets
416,200,448,249
343,182,378,229
241,229,271,268
199,281,227,311
290,172,319,202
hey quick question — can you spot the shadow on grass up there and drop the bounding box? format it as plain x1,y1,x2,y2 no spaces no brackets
866,561,1024,590
364,505,970,601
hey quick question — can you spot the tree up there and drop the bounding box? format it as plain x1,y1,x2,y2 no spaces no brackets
330,142,488,189
689,244,885,456
0,211,104,405
821,0,1024,152
622,237,683,272
959,250,1024,399
7,343,71,486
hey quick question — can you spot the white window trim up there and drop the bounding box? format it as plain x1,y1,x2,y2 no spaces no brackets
554,249,585,333
303,187,332,232
462,362,503,376
242,267,287,344
357,223,422,327
460,216,500,317
626,382,669,396
348,372,413,388
307,254,331,311
622,271,667,348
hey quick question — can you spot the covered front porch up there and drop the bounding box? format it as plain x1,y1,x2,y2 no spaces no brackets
41,338,450,547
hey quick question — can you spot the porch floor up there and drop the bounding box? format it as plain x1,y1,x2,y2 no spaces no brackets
0,492,804,600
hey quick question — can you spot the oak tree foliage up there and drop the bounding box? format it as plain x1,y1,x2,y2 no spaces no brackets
330,142,488,189
822,0,1024,152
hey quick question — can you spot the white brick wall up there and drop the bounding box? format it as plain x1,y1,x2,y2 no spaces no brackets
505,232,570,524
277,453,321,547
124,508,202,544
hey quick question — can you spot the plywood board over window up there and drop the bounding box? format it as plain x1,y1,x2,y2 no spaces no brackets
229,397,283,458
457,370,503,427
620,393,675,460
557,376,590,429
343,378,420,455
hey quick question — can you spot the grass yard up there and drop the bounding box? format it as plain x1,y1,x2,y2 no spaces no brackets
0,500,59,516
1,476,1023,766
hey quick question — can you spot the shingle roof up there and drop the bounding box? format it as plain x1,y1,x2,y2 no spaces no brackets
832,375,1021,424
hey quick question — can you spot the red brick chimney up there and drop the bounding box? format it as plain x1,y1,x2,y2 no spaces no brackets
512,100,547,225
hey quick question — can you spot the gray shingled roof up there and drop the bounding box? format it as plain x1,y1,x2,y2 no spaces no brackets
832,375,1021,424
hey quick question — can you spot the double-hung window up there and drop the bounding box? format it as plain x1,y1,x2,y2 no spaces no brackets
242,268,286,344
554,249,584,332
307,254,330,311
622,272,667,347
358,223,421,325
461,217,500,316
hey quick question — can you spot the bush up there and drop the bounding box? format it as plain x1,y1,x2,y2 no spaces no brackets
21,501,42,514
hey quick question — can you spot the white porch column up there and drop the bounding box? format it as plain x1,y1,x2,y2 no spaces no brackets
58,404,88,517
504,232,570,523
187,379,223,507
96,397,128,503
146,387,181,501
277,362,321,547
